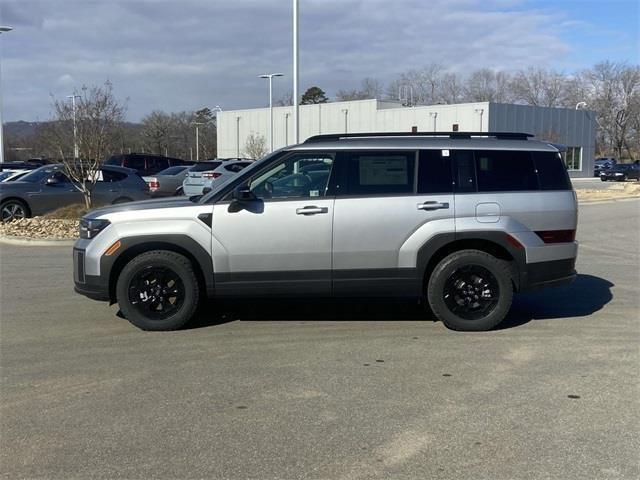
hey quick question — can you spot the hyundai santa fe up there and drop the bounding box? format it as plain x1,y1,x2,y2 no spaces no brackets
73,132,578,332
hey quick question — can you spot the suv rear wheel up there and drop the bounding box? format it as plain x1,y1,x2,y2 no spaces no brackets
427,249,513,331
116,250,200,331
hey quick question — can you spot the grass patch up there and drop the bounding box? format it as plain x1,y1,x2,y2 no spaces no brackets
44,204,89,220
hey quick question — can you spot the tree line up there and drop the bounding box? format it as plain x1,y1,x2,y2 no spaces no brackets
4,60,639,162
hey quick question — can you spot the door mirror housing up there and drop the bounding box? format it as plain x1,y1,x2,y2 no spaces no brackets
202,186,212,195
233,185,257,202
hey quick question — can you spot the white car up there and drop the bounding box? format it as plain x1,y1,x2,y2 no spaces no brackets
182,159,252,196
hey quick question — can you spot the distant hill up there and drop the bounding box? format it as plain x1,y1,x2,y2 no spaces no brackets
4,121,41,139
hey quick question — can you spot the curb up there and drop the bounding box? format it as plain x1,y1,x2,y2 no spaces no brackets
578,196,640,205
0,235,76,247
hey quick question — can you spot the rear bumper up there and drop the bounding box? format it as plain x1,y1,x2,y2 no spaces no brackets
519,258,576,292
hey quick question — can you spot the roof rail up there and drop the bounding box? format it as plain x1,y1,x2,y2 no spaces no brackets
303,131,534,143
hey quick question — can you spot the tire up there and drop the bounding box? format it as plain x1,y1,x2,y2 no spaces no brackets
174,187,184,196
618,175,627,182
600,177,607,182
427,249,513,332
1,199,29,222
112,197,133,204
116,250,200,331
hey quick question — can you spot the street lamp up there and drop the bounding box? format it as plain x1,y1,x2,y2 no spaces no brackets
341,109,349,133
293,0,299,144
0,25,13,164
192,121,207,161
67,94,81,160
575,101,588,110
429,112,438,132
259,73,284,152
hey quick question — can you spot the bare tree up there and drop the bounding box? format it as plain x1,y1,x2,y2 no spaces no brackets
336,77,384,101
463,69,513,103
49,82,126,208
244,132,268,159
510,67,566,107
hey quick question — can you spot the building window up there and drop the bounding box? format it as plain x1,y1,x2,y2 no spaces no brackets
564,147,582,171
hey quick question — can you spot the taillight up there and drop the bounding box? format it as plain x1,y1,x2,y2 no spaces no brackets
147,178,159,191
535,229,576,244
202,172,222,180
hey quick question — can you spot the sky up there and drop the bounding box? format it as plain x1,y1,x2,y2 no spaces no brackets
1,0,638,122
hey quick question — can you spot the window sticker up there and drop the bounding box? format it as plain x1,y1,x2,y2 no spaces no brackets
442,149,450,157
359,157,408,185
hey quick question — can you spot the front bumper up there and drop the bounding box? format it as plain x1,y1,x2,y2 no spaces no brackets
73,247,110,301
519,258,576,292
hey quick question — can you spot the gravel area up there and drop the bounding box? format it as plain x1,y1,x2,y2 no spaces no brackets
575,181,640,201
0,218,79,239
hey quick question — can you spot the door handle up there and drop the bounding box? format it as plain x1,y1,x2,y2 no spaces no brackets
417,201,449,211
296,206,329,215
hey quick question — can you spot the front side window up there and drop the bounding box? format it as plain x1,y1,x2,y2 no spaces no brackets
249,153,334,199
345,151,415,196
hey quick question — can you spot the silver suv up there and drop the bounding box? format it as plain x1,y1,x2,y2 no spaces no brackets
73,132,578,332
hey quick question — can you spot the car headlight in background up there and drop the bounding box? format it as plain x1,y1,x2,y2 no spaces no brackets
79,218,110,239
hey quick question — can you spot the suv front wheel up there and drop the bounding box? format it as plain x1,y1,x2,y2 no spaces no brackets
116,250,200,331
427,249,513,331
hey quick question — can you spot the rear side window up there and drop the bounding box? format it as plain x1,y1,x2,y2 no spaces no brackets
99,170,127,182
345,152,415,195
417,150,452,193
532,151,571,190
191,162,221,172
474,150,538,192
125,156,145,172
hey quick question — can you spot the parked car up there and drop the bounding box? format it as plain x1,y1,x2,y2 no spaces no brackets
182,160,225,196
600,163,640,182
104,154,192,177
0,164,150,222
143,165,191,197
200,160,254,194
0,170,29,182
593,157,617,176
0,161,42,173
73,131,578,332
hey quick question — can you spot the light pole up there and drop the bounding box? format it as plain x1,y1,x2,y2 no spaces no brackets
259,73,283,152
341,109,349,133
0,26,13,164
293,0,299,144
429,112,438,132
474,108,484,131
192,121,206,161
67,94,81,160
284,113,290,145
575,101,588,110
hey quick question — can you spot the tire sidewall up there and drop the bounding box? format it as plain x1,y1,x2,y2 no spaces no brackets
428,250,513,331
116,251,199,331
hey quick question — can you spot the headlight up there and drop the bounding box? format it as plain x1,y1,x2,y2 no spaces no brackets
79,218,110,239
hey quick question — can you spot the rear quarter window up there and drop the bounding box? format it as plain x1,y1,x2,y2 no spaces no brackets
532,151,571,190
474,150,538,192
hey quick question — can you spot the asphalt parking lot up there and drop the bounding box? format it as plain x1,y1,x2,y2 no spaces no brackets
1,199,639,480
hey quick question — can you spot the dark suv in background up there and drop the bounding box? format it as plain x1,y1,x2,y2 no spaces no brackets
105,154,192,177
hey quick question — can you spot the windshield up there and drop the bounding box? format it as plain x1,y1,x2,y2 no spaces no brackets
17,166,58,183
198,150,285,203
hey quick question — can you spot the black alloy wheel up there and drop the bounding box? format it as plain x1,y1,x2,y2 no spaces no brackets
128,266,185,321
442,265,500,321
1,201,27,222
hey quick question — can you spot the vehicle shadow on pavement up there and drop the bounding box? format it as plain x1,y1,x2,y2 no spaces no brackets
499,274,614,329
186,273,613,330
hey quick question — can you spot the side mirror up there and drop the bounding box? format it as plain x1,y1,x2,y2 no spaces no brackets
202,186,212,195
45,176,60,186
233,185,257,202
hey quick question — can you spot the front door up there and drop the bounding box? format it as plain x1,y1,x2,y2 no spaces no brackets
211,152,336,296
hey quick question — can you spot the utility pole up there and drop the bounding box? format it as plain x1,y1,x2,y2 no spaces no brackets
67,94,81,159
293,0,299,144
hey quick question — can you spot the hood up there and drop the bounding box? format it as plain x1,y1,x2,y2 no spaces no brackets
86,197,197,219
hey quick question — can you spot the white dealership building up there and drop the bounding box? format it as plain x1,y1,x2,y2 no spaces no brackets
217,99,596,177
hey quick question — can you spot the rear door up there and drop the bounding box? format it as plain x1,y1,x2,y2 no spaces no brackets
331,150,454,296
